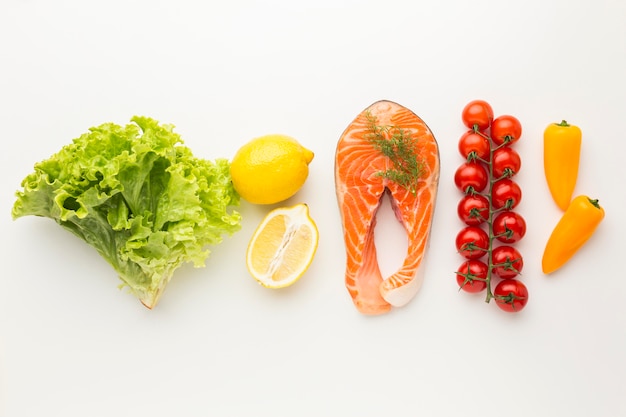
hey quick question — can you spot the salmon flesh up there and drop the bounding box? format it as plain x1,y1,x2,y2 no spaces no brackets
335,100,440,314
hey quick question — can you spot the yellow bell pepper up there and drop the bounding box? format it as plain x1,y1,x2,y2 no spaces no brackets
542,195,604,274
543,120,582,211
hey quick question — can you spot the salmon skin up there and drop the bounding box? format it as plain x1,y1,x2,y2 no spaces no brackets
335,100,440,314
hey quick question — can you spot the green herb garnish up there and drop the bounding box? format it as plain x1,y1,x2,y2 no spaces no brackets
365,112,424,195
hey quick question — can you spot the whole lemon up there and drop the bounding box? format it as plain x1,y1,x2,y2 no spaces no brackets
230,134,314,205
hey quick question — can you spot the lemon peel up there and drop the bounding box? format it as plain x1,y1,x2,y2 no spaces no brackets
230,134,314,205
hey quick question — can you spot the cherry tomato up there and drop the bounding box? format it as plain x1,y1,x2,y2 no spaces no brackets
458,130,490,161
491,115,522,146
457,194,490,226
454,162,489,193
493,279,528,313
461,100,494,131
491,245,523,279
492,147,521,178
456,260,488,293
491,179,522,210
493,212,526,243
455,226,489,260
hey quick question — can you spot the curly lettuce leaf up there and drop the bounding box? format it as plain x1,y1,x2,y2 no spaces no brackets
12,116,241,308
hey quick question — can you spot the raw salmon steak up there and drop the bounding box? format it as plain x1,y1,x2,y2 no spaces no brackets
335,100,440,314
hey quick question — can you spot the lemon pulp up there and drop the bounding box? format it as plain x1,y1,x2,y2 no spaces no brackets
246,203,318,288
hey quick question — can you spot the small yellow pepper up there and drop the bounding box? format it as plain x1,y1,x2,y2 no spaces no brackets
542,195,604,274
544,120,582,211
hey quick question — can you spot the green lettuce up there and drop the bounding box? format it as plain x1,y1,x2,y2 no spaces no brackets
12,116,241,308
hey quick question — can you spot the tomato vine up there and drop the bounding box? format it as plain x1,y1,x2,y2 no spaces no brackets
455,100,528,313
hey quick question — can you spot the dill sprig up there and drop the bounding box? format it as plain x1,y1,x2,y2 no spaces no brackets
364,111,424,195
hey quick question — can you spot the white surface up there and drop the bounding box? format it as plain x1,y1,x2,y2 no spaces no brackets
1,1,625,416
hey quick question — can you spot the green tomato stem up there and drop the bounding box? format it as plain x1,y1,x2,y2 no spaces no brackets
485,134,496,303
464,120,522,304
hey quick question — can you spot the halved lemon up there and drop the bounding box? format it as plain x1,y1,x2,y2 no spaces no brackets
246,203,319,289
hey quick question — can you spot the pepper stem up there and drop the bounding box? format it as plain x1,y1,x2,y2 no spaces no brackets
589,198,601,209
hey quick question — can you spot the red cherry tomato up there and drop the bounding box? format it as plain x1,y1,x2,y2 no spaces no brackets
454,162,489,193
457,194,490,226
493,212,526,243
491,179,522,210
458,130,490,161
456,260,488,293
455,226,489,260
491,245,523,279
492,147,521,178
491,115,522,146
461,100,494,131
494,279,528,313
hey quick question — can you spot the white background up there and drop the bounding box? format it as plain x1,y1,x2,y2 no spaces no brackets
1,1,625,416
